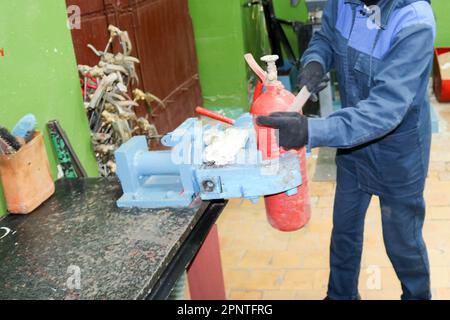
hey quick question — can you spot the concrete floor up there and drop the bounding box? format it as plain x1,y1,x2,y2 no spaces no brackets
216,95,450,300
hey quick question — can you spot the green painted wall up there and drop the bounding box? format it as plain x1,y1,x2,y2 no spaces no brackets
433,0,450,47
0,0,99,217
189,0,249,113
242,1,271,68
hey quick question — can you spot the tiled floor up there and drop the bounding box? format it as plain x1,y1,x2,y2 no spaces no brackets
216,95,450,300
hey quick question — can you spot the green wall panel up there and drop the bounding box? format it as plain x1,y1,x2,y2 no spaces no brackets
0,0,99,217
189,0,249,111
242,1,271,66
433,0,450,47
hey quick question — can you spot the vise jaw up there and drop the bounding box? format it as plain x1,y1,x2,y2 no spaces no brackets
115,113,302,209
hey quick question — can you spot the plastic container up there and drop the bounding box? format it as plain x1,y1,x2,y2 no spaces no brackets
433,47,450,102
0,131,55,214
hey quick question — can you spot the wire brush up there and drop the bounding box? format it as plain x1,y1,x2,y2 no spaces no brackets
0,127,21,152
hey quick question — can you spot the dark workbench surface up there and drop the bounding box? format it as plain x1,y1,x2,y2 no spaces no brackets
0,178,216,300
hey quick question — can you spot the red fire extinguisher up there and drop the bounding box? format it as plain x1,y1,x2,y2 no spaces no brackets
245,54,311,232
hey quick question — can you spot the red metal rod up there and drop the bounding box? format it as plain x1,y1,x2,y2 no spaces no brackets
195,107,235,125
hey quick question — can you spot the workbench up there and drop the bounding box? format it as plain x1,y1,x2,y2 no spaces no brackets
0,178,227,300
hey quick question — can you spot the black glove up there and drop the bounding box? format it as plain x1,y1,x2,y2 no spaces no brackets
361,0,379,5
298,61,330,102
256,112,308,150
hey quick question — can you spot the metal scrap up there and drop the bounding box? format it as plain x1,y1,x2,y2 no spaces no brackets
79,25,162,177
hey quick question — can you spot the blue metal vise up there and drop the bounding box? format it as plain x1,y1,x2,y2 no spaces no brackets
115,113,302,208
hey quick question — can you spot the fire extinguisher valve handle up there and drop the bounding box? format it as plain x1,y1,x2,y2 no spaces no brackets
261,55,279,84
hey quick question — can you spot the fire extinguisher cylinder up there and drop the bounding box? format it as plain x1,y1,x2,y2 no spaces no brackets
247,54,311,232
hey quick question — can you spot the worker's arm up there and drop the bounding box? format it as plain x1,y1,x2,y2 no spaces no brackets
300,0,336,73
308,23,435,149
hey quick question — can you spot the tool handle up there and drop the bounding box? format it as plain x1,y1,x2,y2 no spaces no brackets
288,86,312,113
195,107,235,125
244,53,267,83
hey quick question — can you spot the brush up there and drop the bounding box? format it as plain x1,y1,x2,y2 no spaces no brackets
12,114,37,143
0,137,14,155
0,127,22,153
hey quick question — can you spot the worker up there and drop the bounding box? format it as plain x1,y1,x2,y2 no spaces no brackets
257,0,436,300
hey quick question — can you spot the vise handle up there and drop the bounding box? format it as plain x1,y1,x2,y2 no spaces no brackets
195,107,235,126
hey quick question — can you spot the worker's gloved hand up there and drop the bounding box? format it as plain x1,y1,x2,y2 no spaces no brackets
256,112,308,150
298,61,330,102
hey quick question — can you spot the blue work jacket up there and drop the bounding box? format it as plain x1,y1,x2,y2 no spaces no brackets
303,0,436,197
